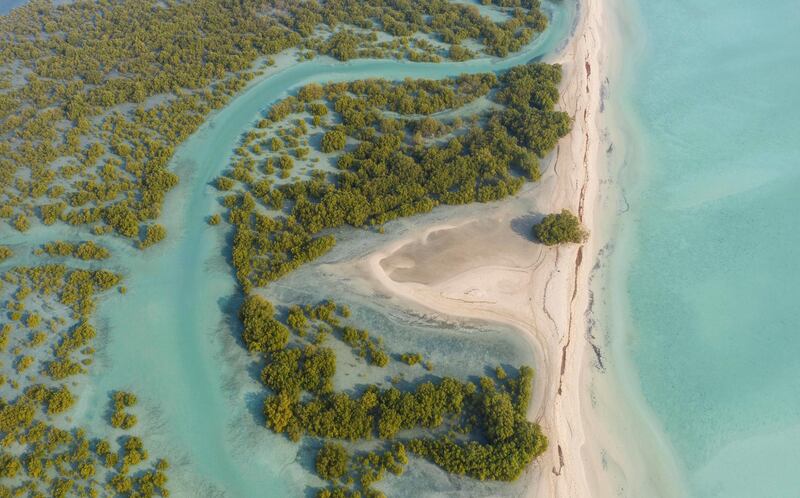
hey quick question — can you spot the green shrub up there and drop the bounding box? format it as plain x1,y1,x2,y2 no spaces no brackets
533,210,587,246
217,177,235,191
139,224,167,249
400,353,423,366
47,386,76,415
239,295,289,353
321,129,347,153
13,214,29,232
316,443,348,481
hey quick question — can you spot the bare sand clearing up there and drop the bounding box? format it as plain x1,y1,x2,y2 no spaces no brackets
325,0,684,495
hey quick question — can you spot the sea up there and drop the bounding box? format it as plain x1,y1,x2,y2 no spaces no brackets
610,0,800,496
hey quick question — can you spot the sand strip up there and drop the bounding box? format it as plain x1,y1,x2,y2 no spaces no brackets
355,0,633,495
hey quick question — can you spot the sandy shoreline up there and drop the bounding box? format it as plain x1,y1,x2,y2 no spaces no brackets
342,0,646,495
318,0,692,495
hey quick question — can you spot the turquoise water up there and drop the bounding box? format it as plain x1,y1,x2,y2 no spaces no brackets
616,0,800,496
0,0,27,15
62,2,577,496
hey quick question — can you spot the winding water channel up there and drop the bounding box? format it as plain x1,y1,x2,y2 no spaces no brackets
51,2,579,495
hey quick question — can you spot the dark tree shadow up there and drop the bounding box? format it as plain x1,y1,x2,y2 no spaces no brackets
509,214,543,242
243,390,266,427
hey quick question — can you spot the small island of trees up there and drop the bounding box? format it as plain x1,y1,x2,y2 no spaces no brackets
534,209,588,245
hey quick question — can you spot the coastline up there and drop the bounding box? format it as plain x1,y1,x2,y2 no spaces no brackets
2,0,708,495
360,0,608,493
341,0,680,495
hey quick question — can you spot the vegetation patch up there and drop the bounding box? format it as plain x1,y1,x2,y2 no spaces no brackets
38,240,110,260
0,265,169,496
534,209,588,245
216,63,570,290
0,0,546,246
241,295,546,497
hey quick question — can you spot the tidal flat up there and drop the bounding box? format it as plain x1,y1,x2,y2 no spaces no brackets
0,2,584,496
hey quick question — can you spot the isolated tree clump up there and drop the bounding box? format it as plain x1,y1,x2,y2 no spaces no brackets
533,209,587,245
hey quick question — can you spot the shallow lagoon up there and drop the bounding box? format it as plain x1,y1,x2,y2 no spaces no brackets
614,0,800,496
61,1,578,496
